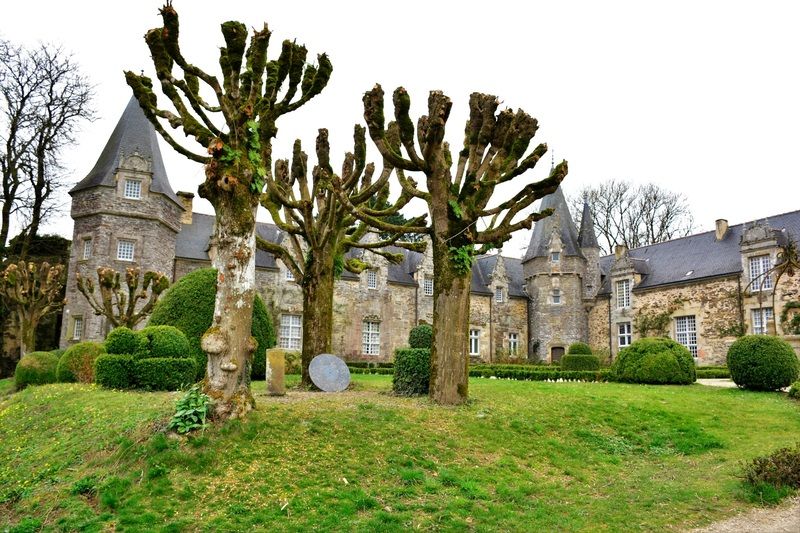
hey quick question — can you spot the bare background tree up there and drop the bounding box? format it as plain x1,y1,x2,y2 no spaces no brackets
0,39,94,259
569,179,694,255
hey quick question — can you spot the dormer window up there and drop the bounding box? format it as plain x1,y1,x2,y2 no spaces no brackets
495,287,504,303
367,270,378,290
423,277,433,296
124,178,142,199
616,279,631,308
749,255,772,291
551,251,560,262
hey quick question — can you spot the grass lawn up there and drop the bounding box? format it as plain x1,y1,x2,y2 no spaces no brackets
1,375,799,532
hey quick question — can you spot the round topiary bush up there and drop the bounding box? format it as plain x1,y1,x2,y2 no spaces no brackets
726,335,799,391
562,354,601,371
56,342,106,383
393,348,431,395
147,268,276,380
612,337,696,385
136,325,190,359
789,381,800,399
408,324,433,349
94,355,134,389
104,327,143,355
567,342,593,355
15,351,60,389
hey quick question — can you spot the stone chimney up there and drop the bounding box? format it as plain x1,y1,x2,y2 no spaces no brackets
176,191,194,224
715,219,728,241
614,244,628,259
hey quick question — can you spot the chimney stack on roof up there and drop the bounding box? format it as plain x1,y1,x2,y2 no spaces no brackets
715,219,728,241
614,244,628,259
177,191,194,225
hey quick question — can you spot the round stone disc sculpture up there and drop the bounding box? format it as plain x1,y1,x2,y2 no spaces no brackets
309,353,351,392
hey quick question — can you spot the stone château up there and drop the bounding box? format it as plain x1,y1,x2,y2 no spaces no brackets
61,99,800,363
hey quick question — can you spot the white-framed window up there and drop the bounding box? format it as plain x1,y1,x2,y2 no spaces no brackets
508,332,519,355
423,277,433,296
749,255,772,291
72,316,84,341
116,240,135,261
616,279,631,308
618,322,632,347
366,270,378,290
285,269,295,281
551,251,560,262
752,307,774,335
675,315,697,357
123,178,142,199
552,288,561,305
279,314,302,350
469,329,480,356
82,239,92,260
362,321,380,355
495,287,504,303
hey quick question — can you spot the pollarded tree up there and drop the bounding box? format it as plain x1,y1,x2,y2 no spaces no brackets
125,3,331,419
0,261,65,356
360,86,567,405
258,126,426,387
75,266,170,329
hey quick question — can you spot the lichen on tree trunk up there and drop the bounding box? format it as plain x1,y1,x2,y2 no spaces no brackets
201,202,258,420
299,251,335,388
429,235,472,405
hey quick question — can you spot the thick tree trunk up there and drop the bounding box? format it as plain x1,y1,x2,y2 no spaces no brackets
200,203,257,420
300,250,335,388
17,309,37,357
429,236,472,405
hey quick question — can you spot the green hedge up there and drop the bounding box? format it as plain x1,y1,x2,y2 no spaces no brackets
561,354,601,371
612,337,696,385
408,325,433,349
788,381,800,399
94,355,134,389
135,325,190,359
348,367,394,375
393,348,431,395
104,327,143,355
696,369,730,379
57,342,106,383
347,362,394,369
472,364,561,373
134,358,197,391
148,268,276,380
567,342,593,355
15,351,60,389
469,367,610,382
727,335,799,391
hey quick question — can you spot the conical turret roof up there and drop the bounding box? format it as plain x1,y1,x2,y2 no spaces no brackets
578,198,599,248
70,96,180,205
523,186,581,261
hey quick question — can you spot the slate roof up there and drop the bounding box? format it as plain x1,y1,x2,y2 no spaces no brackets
597,210,800,294
472,255,527,298
70,97,181,206
523,186,582,261
578,200,599,249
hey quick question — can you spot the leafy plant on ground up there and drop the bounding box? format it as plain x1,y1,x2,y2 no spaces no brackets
167,385,212,434
742,442,800,504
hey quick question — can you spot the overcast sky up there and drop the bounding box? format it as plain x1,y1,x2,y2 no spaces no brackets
4,0,799,258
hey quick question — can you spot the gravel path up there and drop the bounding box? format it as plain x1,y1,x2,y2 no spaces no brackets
690,497,800,532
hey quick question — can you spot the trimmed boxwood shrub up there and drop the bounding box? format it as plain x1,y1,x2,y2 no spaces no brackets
134,358,197,391
561,354,601,371
612,337,696,385
393,348,431,395
408,324,433,349
104,327,143,355
57,342,106,383
789,381,800,399
349,367,394,375
148,268,276,380
95,355,134,389
136,325,190,359
468,367,609,382
727,335,799,391
567,342,593,355
696,368,730,379
15,351,60,389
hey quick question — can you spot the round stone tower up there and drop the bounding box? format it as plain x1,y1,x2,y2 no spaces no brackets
521,187,599,362
60,97,184,346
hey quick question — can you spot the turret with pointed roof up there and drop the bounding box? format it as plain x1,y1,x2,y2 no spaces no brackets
523,186,582,261
61,98,184,347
